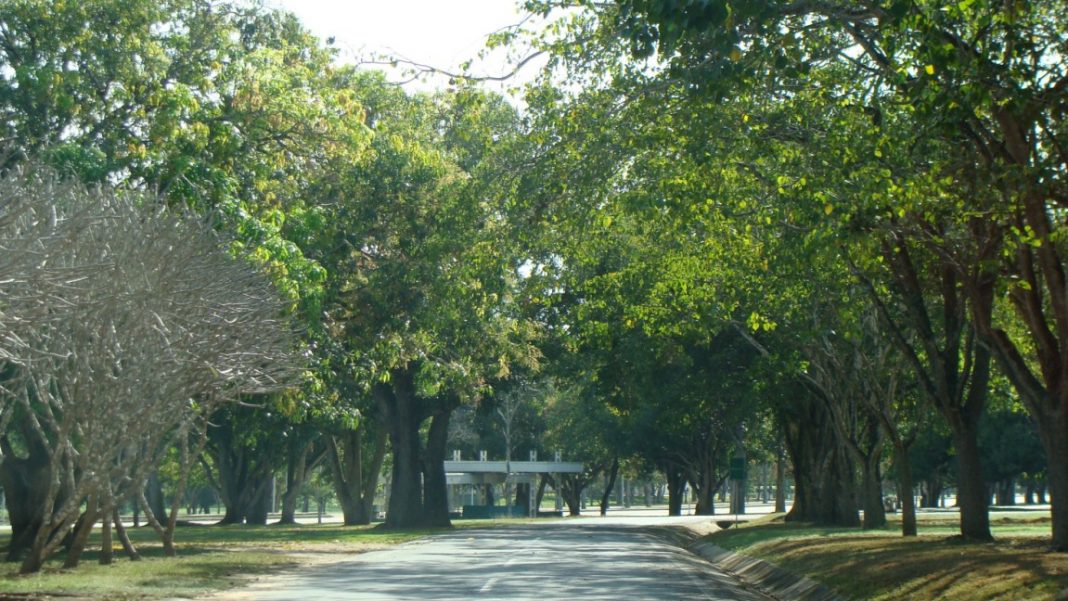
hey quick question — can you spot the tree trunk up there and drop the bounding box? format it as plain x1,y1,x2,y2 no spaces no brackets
921,476,944,508
892,440,918,536
112,508,140,560
204,406,283,526
514,482,531,515
62,496,98,569
534,475,549,513
245,477,273,525
1038,409,1068,551
775,448,787,513
422,410,452,527
278,440,315,525
824,441,859,527
329,422,387,526
0,437,52,562
951,426,992,541
666,467,685,516
996,480,1016,506
782,394,859,526
599,458,619,516
693,477,716,516
145,473,167,526
860,455,886,530
138,490,174,557
381,372,427,529
557,474,585,516
99,510,113,565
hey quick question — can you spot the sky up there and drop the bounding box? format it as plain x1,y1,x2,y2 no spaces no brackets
269,0,535,93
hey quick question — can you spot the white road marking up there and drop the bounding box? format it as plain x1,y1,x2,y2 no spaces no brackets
479,577,498,593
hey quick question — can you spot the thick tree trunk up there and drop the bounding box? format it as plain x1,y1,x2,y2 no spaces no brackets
599,458,619,516
666,467,685,517
278,440,315,525
556,474,586,516
241,476,272,525
329,423,387,526
0,437,52,562
860,456,886,530
422,410,452,527
1038,409,1068,551
381,372,426,529
782,396,859,526
693,477,716,516
205,405,283,526
816,441,859,526
951,427,992,541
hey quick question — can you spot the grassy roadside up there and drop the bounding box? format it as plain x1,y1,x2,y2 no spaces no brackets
0,522,448,599
705,513,1068,600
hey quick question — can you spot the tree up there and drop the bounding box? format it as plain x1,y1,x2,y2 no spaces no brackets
305,77,539,529
542,385,621,516
0,169,300,573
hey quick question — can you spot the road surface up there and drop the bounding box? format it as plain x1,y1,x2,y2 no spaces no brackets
221,522,771,600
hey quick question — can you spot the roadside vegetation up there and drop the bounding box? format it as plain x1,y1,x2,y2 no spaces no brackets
708,514,1068,600
0,524,438,599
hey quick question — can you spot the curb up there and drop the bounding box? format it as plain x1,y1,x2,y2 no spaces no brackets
688,540,843,601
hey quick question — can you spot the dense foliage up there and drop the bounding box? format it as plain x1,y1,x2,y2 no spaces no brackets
1,0,1064,576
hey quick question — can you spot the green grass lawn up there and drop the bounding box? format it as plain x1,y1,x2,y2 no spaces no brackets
0,523,436,599
706,513,1068,600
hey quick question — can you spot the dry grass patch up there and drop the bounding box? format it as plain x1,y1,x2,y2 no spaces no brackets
708,518,1068,600
0,523,435,599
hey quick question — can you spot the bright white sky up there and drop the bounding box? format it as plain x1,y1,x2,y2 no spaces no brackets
270,0,534,93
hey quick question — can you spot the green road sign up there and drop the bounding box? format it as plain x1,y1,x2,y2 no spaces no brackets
729,457,747,481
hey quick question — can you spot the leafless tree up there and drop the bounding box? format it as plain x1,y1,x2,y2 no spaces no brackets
0,168,304,573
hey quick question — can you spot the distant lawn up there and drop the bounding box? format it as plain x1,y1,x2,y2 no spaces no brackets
0,522,438,599
707,513,1068,600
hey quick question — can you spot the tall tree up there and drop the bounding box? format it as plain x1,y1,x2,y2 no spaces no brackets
306,77,539,529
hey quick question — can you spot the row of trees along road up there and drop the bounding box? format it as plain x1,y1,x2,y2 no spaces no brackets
502,0,1064,547
1,0,1066,573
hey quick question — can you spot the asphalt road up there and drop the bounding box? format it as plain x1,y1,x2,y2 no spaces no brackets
229,523,772,601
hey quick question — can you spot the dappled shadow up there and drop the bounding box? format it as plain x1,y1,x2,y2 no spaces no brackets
755,533,1068,600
